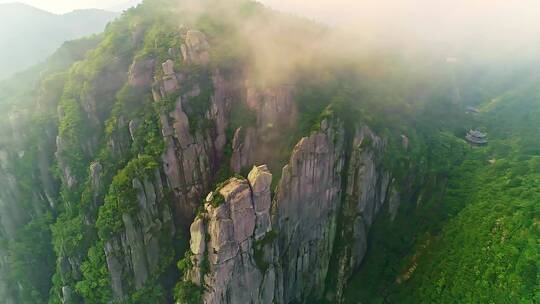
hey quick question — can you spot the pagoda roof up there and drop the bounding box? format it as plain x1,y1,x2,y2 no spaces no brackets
468,130,487,138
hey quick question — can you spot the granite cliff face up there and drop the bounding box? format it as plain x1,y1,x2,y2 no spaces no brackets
158,66,238,227
231,85,297,173
333,126,396,301
183,118,402,303
187,165,275,304
104,169,175,300
0,100,59,304
273,119,345,302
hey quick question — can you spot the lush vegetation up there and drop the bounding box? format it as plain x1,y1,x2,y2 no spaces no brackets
5,214,55,303
0,33,104,304
343,72,540,304
0,0,539,303
96,155,159,239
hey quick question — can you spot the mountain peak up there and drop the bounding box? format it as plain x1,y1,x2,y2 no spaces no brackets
0,2,118,80
0,2,54,15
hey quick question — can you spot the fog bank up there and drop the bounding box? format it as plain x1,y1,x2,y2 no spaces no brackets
259,0,540,60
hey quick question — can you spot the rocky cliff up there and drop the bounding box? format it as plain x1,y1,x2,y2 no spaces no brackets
103,168,175,300
186,165,275,303
182,118,403,303
230,85,297,173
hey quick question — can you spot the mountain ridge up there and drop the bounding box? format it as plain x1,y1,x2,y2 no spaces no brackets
0,2,118,80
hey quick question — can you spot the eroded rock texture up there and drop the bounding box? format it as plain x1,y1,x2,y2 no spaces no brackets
231,85,297,173
273,119,345,302
333,126,397,301
104,170,175,300
157,65,239,226
184,121,402,304
187,165,278,304
181,30,211,65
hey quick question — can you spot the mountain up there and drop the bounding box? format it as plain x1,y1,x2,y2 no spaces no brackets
0,2,118,80
0,0,537,303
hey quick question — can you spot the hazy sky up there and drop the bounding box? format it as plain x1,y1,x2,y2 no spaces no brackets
0,0,137,13
262,0,540,36
2,0,540,33
2,0,540,53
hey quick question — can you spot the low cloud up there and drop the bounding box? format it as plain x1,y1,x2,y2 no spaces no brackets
259,0,540,59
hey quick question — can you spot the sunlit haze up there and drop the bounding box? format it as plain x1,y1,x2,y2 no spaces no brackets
0,0,138,13
3,0,540,53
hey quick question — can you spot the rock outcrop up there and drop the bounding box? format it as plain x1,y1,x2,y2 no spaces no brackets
181,30,211,65
153,30,241,227
162,59,180,93
55,135,78,189
187,165,278,304
0,110,55,238
273,119,345,302
231,85,297,173
160,94,214,226
0,18,417,304
89,162,102,211
104,170,175,300
0,101,59,303
333,126,396,301
184,120,402,303
98,29,242,301
157,67,237,226
129,58,155,88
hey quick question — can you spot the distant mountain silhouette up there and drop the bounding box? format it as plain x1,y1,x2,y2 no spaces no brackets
0,2,118,79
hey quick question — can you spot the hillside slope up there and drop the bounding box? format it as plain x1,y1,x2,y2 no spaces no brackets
394,81,540,303
343,73,540,303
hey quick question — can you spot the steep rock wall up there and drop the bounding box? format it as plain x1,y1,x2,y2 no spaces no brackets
184,120,402,303
156,63,239,226
187,165,276,303
273,119,345,301
231,85,297,173
104,169,175,300
333,126,396,301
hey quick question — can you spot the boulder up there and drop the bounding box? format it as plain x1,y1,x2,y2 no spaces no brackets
186,167,276,303
128,59,155,88
162,59,175,76
161,59,179,93
182,30,210,65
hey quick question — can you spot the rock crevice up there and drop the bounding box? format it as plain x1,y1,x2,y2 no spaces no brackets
185,120,401,303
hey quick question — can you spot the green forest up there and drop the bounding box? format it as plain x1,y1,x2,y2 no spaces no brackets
0,0,538,303
344,74,540,303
